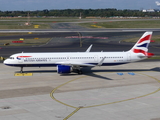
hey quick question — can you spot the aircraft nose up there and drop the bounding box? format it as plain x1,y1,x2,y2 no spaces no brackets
3,59,9,65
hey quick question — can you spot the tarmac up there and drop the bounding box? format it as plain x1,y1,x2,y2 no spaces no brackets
0,61,160,120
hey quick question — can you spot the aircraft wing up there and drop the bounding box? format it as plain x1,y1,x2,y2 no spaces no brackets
55,61,96,67
55,57,106,67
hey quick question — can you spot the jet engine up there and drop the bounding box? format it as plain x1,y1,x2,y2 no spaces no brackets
57,65,71,74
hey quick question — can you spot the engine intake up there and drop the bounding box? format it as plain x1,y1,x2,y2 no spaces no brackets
57,65,71,74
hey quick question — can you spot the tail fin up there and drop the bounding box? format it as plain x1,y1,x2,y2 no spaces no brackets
129,31,154,58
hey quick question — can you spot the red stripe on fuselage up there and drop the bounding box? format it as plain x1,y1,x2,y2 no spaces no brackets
17,56,32,58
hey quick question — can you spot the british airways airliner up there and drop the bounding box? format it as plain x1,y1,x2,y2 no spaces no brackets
4,32,154,74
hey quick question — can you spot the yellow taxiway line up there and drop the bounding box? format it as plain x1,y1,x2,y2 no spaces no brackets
50,72,160,120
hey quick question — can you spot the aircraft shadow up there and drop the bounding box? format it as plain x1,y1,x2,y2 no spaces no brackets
81,67,113,80
88,67,160,73
15,67,160,80
81,67,160,80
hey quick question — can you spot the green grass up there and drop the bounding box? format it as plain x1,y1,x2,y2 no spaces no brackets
0,17,83,29
2,18,160,29
0,33,39,36
80,20,160,28
122,35,160,43
147,56,160,60
0,23,50,29
0,19,52,29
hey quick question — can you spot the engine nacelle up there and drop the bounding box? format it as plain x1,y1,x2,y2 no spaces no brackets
57,65,71,74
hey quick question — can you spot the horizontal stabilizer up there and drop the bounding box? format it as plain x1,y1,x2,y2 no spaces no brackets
146,52,154,58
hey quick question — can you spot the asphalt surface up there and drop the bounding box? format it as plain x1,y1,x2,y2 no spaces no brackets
0,30,160,58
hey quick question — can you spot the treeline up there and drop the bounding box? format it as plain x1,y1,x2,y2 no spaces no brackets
0,9,160,17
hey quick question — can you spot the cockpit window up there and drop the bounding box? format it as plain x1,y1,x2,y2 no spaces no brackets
9,57,14,59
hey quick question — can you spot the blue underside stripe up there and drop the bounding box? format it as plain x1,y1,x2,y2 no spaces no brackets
5,63,129,67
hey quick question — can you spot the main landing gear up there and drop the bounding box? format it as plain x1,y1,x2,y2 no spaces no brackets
20,67,23,73
72,66,83,74
77,69,83,74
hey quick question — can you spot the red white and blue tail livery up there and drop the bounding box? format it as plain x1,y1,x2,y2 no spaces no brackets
4,32,154,74
129,31,154,58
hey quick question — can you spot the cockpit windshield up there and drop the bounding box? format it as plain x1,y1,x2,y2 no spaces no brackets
9,57,14,59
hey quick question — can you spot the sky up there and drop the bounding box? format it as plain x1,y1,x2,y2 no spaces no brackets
0,0,159,11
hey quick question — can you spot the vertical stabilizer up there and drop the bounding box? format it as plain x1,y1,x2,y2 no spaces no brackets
129,31,154,58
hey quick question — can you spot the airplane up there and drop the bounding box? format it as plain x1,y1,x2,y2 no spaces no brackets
156,1,160,6
3,31,154,74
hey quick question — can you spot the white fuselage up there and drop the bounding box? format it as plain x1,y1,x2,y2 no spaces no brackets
3,51,143,67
